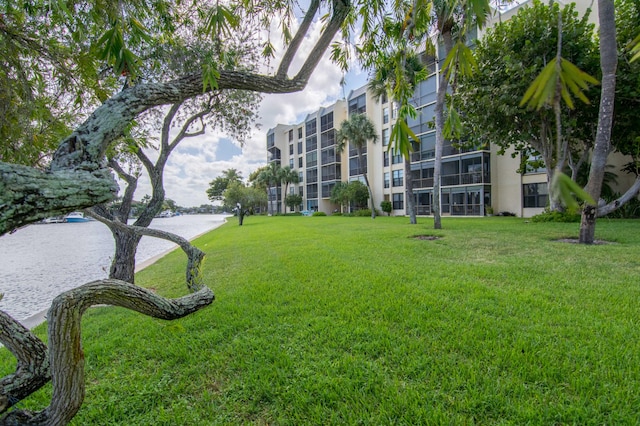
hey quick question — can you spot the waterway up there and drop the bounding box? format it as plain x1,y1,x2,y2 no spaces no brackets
0,214,228,322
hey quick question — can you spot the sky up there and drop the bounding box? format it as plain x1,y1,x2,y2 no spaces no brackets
131,15,369,208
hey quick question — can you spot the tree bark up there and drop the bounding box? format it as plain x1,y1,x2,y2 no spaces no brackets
405,157,417,224
580,0,617,244
0,312,50,415
433,29,455,229
0,280,214,425
358,149,376,219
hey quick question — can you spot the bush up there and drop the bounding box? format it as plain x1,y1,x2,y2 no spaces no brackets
380,200,392,216
354,209,372,217
312,211,327,216
531,209,581,222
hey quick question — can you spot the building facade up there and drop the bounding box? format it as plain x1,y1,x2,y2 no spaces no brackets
266,0,630,218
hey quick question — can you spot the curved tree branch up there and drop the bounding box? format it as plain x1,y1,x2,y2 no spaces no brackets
1,280,214,425
597,176,640,217
0,311,50,415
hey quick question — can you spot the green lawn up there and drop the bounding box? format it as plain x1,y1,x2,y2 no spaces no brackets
3,216,640,424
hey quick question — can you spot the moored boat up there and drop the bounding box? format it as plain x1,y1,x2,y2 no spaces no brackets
65,212,90,223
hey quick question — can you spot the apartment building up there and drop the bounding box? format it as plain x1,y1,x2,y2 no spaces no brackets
266,0,629,218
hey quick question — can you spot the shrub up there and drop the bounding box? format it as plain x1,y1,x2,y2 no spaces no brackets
531,209,581,222
312,211,327,216
380,200,392,216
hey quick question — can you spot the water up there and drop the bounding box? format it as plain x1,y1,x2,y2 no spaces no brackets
0,214,228,321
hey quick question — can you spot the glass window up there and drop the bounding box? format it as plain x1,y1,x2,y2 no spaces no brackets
289,144,294,155
298,127,303,139
306,151,318,167
392,148,403,165
384,172,390,189
298,157,303,168
383,107,389,124
288,129,294,142
348,93,366,115
392,170,404,187
320,112,334,132
321,129,335,148
523,183,548,208
383,152,389,167
297,141,303,154
289,158,294,168
382,128,389,147
305,135,317,151
393,193,404,210
306,168,318,183
305,118,317,136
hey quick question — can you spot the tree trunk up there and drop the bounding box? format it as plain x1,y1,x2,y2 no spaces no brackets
358,149,376,219
109,227,143,284
433,29,454,229
405,157,417,224
580,0,617,244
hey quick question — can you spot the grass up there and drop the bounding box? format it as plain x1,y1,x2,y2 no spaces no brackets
3,216,640,424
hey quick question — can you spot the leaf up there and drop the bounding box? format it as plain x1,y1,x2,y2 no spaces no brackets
202,62,220,92
629,32,640,63
521,57,599,110
551,172,596,210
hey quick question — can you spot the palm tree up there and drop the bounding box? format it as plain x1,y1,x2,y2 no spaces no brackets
257,161,282,215
431,0,491,229
368,53,426,225
336,113,379,219
279,165,300,214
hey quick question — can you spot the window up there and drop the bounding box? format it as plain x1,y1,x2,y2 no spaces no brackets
321,147,339,164
298,171,303,183
298,127,303,139
305,118,317,136
267,133,275,148
320,112,334,132
382,128,389,147
383,107,389,124
306,184,318,199
392,102,398,119
298,157,303,168
289,144,294,155
383,152,389,167
523,183,548,208
392,149,403,165
298,186,304,197
306,151,317,167
321,164,340,181
393,193,404,210
305,135,317,151
321,129,335,148
288,129,294,142
392,170,404,187
297,141,302,154
384,172,390,189
348,93,366,115
306,168,318,183
289,159,294,168
322,182,336,198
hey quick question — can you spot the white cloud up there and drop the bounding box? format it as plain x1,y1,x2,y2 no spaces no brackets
129,11,364,207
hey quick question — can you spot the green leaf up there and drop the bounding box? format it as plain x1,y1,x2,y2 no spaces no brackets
629,33,640,62
551,172,596,211
202,63,220,92
521,57,598,110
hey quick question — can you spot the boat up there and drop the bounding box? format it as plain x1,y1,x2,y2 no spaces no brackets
64,212,90,223
41,216,65,224
156,210,174,218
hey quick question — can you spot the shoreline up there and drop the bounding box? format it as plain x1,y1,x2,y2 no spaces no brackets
19,217,228,330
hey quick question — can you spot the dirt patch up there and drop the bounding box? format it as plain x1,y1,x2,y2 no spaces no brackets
411,235,442,241
555,238,612,245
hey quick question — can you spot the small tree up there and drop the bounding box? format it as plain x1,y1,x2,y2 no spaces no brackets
336,114,378,218
380,200,392,216
285,194,303,212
